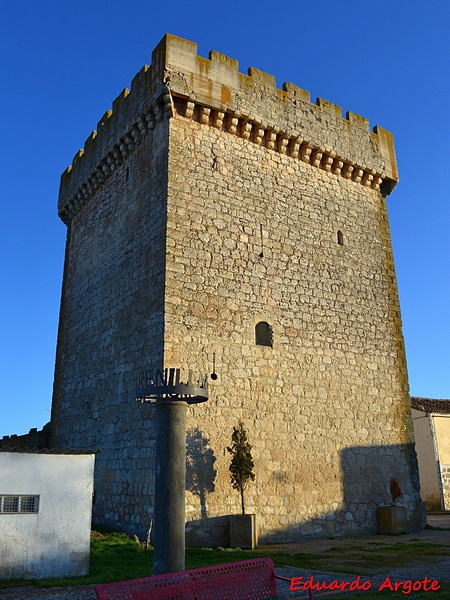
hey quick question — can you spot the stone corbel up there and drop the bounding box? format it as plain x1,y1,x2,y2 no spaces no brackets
321,150,336,172
199,107,211,125
266,130,278,151
362,171,374,187
332,159,344,176
299,143,312,163
278,135,289,155
162,85,174,119
228,115,239,135
253,126,265,146
213,111,225,129
185,101,195,120
289,136,301,159
241,120,252,140
342,163,354,179
352,168,364,184
371,175,383,191
310,149,323,168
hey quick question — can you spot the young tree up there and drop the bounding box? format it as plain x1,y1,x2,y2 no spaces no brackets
227,421,255,514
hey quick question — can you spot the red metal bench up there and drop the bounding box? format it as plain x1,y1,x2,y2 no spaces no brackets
94,557,290,599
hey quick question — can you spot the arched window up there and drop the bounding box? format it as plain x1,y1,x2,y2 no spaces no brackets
255,322,273,347
337,230,344,246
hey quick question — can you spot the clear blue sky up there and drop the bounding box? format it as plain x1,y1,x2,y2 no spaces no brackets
1,1,449,438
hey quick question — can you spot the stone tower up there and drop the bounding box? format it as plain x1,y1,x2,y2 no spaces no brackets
51,34,424,543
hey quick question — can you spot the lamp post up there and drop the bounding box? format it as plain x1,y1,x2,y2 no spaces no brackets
136,368,208,575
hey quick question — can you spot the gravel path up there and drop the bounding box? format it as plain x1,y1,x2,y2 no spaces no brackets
0,586,97,599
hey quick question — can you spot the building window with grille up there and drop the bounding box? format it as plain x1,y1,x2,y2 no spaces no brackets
0,495,40,514
255,321,273,347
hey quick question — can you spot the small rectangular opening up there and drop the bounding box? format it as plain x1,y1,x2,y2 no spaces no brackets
0,495,40,514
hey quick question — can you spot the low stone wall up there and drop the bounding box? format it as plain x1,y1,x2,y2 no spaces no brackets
0,422,51,450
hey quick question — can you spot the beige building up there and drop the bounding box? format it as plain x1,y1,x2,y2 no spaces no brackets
51,34,424,544
411,397,450,511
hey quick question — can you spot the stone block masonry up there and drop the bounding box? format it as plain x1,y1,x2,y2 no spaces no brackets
51,34,425,543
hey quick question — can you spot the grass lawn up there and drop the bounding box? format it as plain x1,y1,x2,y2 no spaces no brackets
1,528,449,599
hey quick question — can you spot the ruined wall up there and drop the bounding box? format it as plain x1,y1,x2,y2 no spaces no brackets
0,423,51,450
51,34,424,541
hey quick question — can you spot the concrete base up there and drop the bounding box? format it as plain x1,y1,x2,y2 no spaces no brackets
229,514,258,549
377,506,408,535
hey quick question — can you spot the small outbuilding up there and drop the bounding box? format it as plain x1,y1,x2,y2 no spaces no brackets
411,397,450,511
0,448,95,579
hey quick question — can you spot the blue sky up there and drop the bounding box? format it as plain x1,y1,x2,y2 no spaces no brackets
1,1,449,438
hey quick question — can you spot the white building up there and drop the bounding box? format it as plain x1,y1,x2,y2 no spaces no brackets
0,449,95,579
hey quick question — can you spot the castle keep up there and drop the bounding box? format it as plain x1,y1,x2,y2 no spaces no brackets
51,34,424,543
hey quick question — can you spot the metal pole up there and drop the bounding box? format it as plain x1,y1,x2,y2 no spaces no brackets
153,398,187,574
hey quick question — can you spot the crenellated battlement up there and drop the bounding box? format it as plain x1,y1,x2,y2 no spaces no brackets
59,34,399,223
